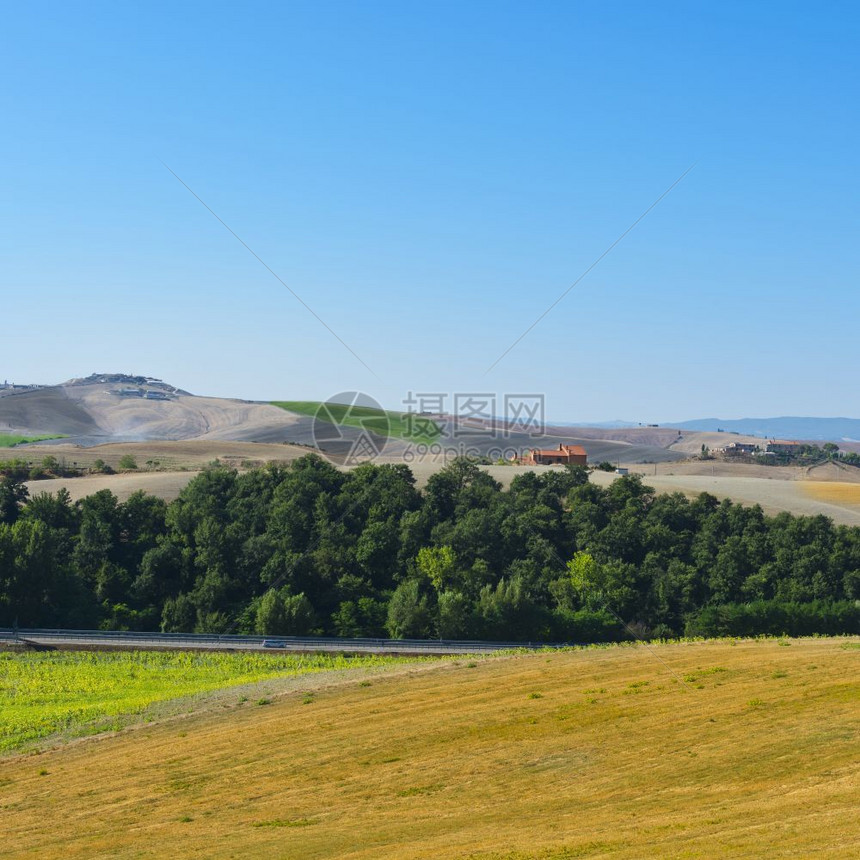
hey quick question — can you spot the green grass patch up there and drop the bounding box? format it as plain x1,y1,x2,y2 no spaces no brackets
397,783,445,797
0,650,405,752
0,433,67,448
252,818,316,828
272,401,442,445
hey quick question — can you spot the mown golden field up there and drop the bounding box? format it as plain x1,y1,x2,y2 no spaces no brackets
1,638,858,859
800,481,860,507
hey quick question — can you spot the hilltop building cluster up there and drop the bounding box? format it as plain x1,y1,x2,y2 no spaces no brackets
115,388,173,400
713,439,805,459
82,373,181,401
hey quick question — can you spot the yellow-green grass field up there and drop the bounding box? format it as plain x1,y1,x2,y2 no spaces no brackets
0,433,66,448
273,400,442,445
1,638,858,858
0,650,409,753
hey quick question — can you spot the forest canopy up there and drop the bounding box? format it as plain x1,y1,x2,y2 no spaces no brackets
1,456,859,642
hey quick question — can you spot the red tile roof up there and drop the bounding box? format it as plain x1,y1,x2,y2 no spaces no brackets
530,444,587,458
560,445,587,456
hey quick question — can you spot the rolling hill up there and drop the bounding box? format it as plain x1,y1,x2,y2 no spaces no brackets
1,637,857,858
5,375,858,466
0,376,683,464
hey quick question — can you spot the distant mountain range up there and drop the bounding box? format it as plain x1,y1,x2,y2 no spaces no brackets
549,416,860,443
662,417,860,442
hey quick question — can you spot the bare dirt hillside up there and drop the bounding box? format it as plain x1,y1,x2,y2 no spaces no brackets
0,387,99,436
533,423,786,462
543,426,765,456
545,425,685,447
804,460,860,482
62,384,303,443
437,418,685,463
1,382,410,458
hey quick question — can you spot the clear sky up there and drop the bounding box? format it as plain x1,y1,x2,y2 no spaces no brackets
2,1,857,422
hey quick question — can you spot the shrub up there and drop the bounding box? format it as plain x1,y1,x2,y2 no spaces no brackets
386,579,433,639
91,459,114,475
684,600,860,638
551,608,625,643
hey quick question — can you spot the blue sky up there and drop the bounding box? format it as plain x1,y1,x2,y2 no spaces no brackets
2,1,857,422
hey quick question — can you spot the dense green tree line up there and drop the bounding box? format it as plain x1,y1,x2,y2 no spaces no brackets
1,455,859,641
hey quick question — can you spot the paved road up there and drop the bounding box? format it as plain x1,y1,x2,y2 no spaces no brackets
0,629,557,656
